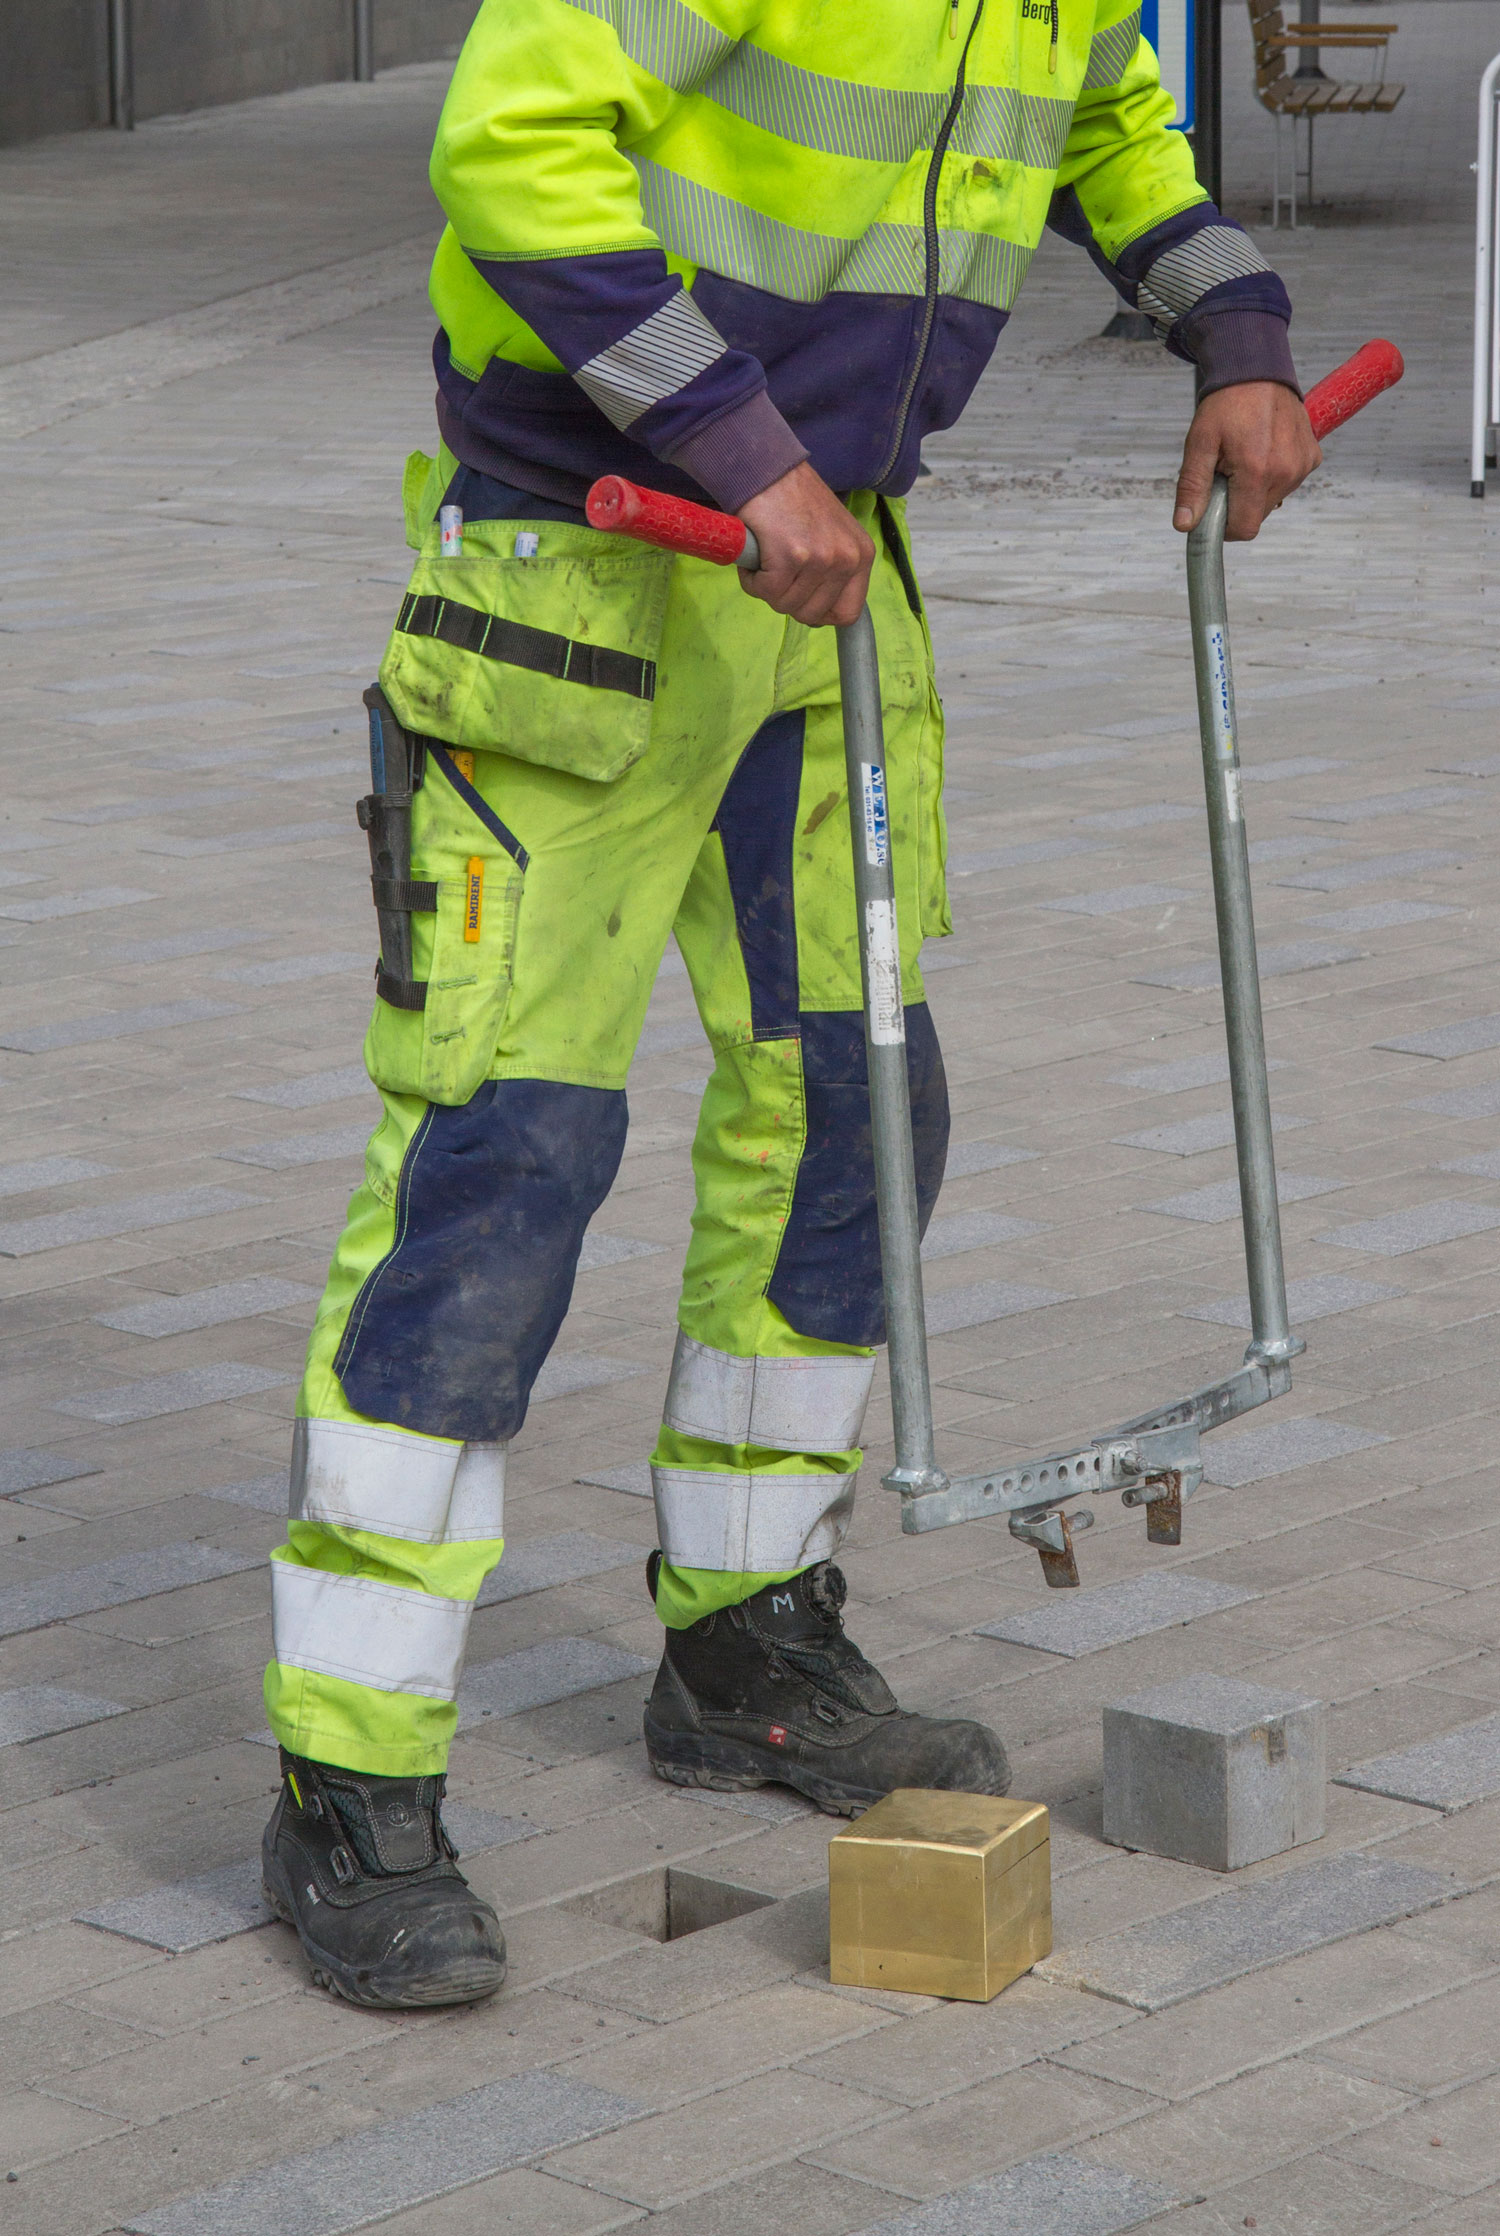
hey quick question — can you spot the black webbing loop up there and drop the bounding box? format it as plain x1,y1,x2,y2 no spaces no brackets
370,877,438,912
375,967,428,1012
396,592,655,702
875,498,923,621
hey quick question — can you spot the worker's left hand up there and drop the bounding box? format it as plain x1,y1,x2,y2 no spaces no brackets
1174,381,1322,541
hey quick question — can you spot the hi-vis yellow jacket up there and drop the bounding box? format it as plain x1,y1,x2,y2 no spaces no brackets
425,0,1294,510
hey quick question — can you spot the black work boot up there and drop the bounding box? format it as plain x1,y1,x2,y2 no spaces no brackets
642,1556,1010,1817
261,1749,506,2009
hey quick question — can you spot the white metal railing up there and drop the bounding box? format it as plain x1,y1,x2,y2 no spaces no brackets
1472,52,1500,495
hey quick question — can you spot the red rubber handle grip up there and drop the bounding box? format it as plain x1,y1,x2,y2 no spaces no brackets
585,474,751,566
586,340,1404,565
1303,338,1403,441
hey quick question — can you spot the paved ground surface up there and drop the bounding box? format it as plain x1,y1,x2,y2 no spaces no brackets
2,11,1499,2233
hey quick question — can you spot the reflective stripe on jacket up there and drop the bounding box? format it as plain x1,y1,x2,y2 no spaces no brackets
429,0,1294,510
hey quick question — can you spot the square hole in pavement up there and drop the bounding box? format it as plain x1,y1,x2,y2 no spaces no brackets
563,1867,774,1943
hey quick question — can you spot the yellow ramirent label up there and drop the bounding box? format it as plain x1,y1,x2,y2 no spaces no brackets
464,857,484,942
451,749,476,782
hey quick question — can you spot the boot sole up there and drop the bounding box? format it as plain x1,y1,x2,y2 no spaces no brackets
260,1856,506,2011
644,1715,881,1819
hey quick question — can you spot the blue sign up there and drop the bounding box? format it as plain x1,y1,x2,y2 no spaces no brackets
1141,0,1194,131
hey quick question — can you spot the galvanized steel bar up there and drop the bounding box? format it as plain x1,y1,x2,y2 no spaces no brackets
1186,482,1298,1367
836,608,949,1501
354,0,376,81
108,0,135,130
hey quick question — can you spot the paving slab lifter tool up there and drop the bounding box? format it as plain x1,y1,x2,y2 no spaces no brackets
587,338,1403,1588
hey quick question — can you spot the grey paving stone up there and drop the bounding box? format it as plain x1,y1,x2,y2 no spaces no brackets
1042,883,1192,915
855,2152,1182,2236
218,1122,372,1170
63,695,247,728
122,2072,640,2236
1203,1417,1388,1487
976,1573,1256,1658
1431,751,1500,776
1134,942,1362,991
1006,745,1128,769
1037,1852,1456,2012
1277,848,1463,892
48,787,254,823
1076,803,1198,829
0,884,157,922
636,1017,707,1057
1407,1079,1500,1117
205,1471,288,1513
0,1154,115,1198
944,1140,1040,1176
456,1639,655,1728
1247,836,1347,863
1110,1052,1234,1092
577,1462,655,1498
138,818,349,858
0,1446,101,1496
1145,1172,1346,1223
213,949,369,987
442,1804,541,1854
0,996,245,1053
1377,1013,1500,1060
0,1541,261,1638
0,1183,264,1257
1305,900,1461,932
80,1859,272,1953
920,1209,1045,1258
110,927,265,963
0,1684,127,1745
1181,1274,1403,1328
233,1062,374,1108
1319,1199,1500,1254
674,1784,818,1824
1334,1711,1500,1811
950,838,1101,873
1238,756,1347,782
925,1280,1072,1334
530,1352,652,1402
1441,1148,1500,1180
1112,1110,1309,1157
1295,785,1470,823
0,830,66,855
577,1232,667,1271
94,1276,320,1337
53,1363,293,1425
476,1530,642,1607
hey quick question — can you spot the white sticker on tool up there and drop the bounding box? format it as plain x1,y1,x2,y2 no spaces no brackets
1206,625,1234,755
1224,766,1243,823
861,761,890,868
864,898,905,1044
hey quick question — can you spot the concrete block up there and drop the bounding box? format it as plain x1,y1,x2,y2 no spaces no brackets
112,927,262,962
94,1277,318,1337
1377,1014,1500,1060
234,1061,372,1107
218,1122,371,1169
978,1575,1256,1660
213,948,367,985
577,1463,654,1498
1134,941,1362,991
1181,1275,1402,1328
0,884,156,921
1113,1111,1308,1157
1307,900,1459,931
1146,1171,1345,1223
1296,784,1468,821
53,1363,293,1423
456,1638,654,1728
0,1155,115,1197
531,1353,652,1401
944,1140,1039,1176
1277,848,1461,890
1408,1080,1500,1117
0,1446,100,1495
0,1542,262,1638
919,1211,1044,1259
0,996,244,1053
577,1232,665,1269
1103,1673,1327,1871
924,1280,1071,1334
1203,1417,1387,1487
1042,883,1192,915
476,1530,642,1606
949,838,1100,873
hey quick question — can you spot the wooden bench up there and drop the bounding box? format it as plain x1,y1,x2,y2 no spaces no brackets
1248,0,1404,225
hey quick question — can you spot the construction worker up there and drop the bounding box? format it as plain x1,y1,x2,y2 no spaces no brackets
260,0,1319,2008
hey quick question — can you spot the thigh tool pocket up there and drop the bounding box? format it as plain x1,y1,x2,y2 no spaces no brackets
379,481,673,785
361,695,527,1106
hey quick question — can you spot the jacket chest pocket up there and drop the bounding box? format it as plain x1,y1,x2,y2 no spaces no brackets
364,747,527,1107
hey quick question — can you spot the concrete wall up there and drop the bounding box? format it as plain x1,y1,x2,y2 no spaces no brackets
0,0,483,148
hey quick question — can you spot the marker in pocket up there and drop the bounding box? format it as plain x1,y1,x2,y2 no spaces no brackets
464,857,484,942
439,505,464,558
451,749,475,783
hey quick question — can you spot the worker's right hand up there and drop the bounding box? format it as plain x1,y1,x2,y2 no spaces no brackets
738,462,875,627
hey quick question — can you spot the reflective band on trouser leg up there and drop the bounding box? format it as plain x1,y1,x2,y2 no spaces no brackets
270,1560,472,1699
651,1464,857,1573
290,1416,506,1543
662,1332,874,1454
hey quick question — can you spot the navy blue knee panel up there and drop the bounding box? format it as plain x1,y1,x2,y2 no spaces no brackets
335,1079,628,1443
768,1005,949,1348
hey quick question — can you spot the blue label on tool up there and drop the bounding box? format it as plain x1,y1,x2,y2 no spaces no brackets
862,761,889,868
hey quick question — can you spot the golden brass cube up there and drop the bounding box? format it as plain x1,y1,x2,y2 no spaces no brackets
828,1789,1051,2002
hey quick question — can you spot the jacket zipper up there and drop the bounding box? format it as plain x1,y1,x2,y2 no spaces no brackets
873,0,986,489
